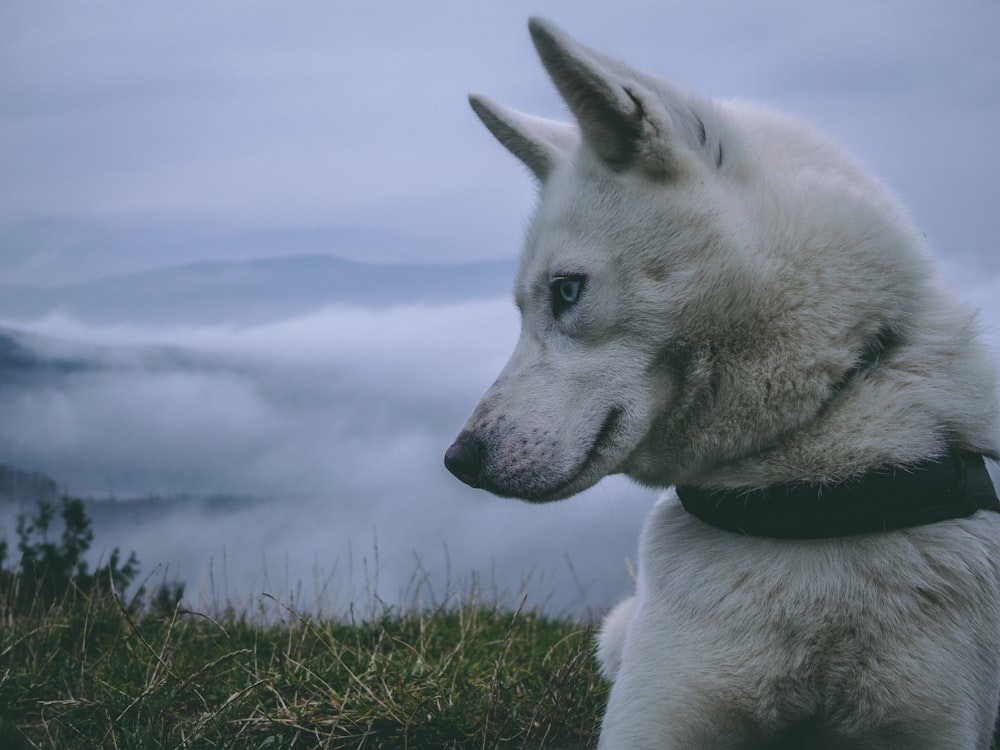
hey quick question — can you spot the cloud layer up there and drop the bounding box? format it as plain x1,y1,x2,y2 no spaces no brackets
0,300,653,617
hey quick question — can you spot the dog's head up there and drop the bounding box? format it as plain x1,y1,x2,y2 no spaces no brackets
444,18,746,502
445,18,977,501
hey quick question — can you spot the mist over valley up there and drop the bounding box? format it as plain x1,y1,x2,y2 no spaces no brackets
0,246,649,617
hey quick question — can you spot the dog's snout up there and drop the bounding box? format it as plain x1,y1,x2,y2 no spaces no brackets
444,432,485,488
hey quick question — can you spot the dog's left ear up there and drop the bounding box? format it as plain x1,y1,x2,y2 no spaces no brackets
529,17,699,179
468,94,577,182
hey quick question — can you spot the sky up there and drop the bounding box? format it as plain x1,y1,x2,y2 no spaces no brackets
2,1,998,272
1,1,999,618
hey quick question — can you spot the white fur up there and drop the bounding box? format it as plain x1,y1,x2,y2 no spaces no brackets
449,17,1000,749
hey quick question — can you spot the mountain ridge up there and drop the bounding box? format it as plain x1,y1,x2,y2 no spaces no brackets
0,254,517,325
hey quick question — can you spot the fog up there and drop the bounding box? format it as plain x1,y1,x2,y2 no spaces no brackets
0,300,654,617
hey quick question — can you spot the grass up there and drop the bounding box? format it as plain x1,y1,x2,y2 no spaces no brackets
0,580,608,749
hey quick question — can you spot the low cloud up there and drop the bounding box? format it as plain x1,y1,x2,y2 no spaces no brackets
1,300,523,495
0,300,652,617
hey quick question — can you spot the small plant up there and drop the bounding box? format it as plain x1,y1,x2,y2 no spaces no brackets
1,495,183,613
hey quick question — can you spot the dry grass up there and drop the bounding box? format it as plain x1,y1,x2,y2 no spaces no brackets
0,581,608,749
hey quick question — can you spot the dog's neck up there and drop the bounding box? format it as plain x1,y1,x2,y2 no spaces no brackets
675,452,999,539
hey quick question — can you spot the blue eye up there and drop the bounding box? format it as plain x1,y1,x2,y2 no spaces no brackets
557,278,580,303
550,274,586,318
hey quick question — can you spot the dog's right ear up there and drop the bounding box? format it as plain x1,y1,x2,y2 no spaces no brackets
528,17,704,180
469,94,576,182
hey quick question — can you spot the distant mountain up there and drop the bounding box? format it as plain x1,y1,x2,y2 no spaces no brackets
0,329,95,377
0,255,517,325
0,463,59,504
0,331,37,369
0,219,488,286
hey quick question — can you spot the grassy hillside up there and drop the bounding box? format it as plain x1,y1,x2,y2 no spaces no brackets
0,584,607,749
0,497,606,748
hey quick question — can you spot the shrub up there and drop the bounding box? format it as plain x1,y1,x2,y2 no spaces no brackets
1,495,182,614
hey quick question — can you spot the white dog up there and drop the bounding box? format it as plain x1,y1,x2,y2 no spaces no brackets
445,17,1000,749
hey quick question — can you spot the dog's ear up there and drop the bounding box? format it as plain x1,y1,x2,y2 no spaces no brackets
528,17,696,179
468,94,576,182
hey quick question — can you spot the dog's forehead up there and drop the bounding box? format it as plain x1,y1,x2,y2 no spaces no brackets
524,164,664,267
521,197,606,272
534,164,632,244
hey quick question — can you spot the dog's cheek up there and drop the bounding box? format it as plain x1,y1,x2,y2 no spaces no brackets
623,343,716,483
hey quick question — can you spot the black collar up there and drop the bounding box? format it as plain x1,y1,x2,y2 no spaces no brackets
676,452,1000,539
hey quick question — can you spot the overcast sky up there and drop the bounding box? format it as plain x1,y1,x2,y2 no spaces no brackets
2,1,998,269
1,1,999,617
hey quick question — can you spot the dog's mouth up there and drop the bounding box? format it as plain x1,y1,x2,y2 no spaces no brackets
541,404,625,500
450,404,627,504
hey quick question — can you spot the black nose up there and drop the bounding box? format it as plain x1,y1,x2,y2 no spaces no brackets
444,432,485,488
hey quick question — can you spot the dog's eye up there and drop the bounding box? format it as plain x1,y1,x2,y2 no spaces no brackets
550,275,586,318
